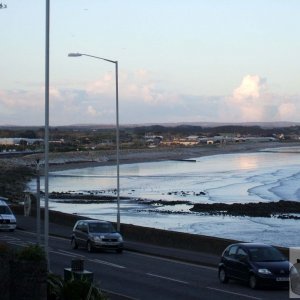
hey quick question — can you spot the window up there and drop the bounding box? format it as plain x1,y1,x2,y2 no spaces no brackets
237,248,248,260
0,206,11,214
249,246,285,262
89,222,115,233
227,245,238,258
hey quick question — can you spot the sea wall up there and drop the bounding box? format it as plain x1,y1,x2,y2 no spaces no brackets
12,204,289,257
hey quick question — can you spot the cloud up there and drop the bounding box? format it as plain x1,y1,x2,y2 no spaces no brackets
1,72,300,125
233,75,266,101
224,75,300,122
227,75,272,121
87,105,97,116
278,102,297,120
86,73,114,95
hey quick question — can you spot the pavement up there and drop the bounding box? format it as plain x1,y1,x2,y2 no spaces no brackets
16,213,219,268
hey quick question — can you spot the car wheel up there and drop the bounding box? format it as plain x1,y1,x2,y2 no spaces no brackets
249,274,258,289
87,241,93,253
219,268,229,283
71,238,78,249
116,248,123,254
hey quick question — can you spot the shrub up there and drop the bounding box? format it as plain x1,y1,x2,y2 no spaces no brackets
62,277,106,300
47,273,64,300
47,272,106,300
0,242,10,255
16,244,46,262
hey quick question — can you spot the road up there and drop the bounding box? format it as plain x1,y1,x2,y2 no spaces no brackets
0,229,290,300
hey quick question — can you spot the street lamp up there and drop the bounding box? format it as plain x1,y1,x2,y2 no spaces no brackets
44,0,50,270
68,52,121,231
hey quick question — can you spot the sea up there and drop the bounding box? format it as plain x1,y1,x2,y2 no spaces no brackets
27,146,300,247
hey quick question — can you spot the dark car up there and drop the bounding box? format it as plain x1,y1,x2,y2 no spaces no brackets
218,243,292,289
71,220,124,253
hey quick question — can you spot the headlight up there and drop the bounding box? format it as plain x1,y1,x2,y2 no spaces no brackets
290,266,299,276
93,236,101,241
118,236,123,242
258,268,272,275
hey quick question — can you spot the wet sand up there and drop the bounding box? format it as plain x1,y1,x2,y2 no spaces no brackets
40,141,297,172
2,141,298,173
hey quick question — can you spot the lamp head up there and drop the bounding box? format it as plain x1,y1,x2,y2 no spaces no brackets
68,53,82,57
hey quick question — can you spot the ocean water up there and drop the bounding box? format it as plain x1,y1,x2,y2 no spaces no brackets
28,146,300,247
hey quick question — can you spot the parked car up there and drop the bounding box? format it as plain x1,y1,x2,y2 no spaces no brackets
71,220,123,253
0,199,17,232
218,243,292,289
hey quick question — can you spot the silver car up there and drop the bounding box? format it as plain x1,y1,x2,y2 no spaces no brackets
71,220,123,253
0,199,17,232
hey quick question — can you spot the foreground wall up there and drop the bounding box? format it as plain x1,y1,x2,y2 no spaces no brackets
11,204,288,257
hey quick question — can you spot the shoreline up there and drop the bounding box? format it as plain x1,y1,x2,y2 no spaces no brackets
1,141,298,201
45,141,298,172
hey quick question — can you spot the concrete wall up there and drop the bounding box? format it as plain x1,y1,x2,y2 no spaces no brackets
11,204,289,257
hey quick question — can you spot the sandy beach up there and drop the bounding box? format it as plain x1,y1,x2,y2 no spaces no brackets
18,140,300,247
1,140,298,202
15,141,298,172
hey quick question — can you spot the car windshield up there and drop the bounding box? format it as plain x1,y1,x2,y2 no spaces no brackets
248,246,286,262
88,223,115,233
0,206,11,214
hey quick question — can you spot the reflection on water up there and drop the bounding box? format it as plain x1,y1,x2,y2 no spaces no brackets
26,147,300,247
27,148,300,203
236,156,258,170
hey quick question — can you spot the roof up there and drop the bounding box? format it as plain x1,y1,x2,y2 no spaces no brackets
76,219,111,224
233,242,273,248
0,199,9,206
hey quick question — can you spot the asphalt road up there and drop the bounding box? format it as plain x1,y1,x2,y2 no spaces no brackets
0,229,290,300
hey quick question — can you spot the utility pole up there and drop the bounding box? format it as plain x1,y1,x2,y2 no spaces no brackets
36,159,41,245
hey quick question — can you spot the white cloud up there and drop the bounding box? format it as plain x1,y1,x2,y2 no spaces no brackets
227,75,271,121
86,73,114,95
1,72,300,125
87,105,97,116
233,75,265,101
278,102,297,120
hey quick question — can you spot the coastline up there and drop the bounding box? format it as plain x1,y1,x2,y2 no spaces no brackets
16,141,300,247
1,140,298,200
43,141,298,172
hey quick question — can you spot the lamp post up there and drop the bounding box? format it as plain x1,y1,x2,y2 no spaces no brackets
68,52,121,231
44,0,50,269
36,159,41,245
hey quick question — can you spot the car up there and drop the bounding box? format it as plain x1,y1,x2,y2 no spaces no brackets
71,220,124,253
218,242,291,289
0,199,17,232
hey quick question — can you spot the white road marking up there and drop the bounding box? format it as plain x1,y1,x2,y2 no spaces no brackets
101,289,139,300
6,241,25,246
206,287,262,300
90,258,126,269
130,251,216,271
0,235,20,241
58,249,85,257
146,272,189,284
7,241,34,247
50,250,77,258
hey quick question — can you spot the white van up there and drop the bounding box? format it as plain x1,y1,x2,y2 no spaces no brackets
0,199,17,231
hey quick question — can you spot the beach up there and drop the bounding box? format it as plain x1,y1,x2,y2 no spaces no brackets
11,141,297,172
21,141,300,247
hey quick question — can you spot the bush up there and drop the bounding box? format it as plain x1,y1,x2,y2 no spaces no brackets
47,273,64,300
0,242,10,255
47,272,106,300
16,244,46,262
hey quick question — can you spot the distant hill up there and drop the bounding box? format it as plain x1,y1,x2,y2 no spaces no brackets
0,121,299,130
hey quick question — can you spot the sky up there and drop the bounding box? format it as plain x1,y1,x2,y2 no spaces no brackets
0,0,300,126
